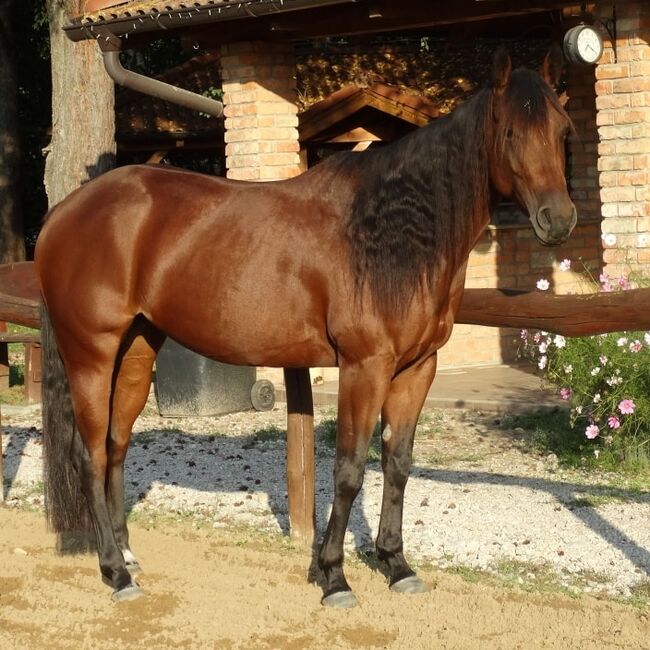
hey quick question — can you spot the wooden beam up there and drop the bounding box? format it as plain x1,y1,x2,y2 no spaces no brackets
457,288,650,337
186,0,577,48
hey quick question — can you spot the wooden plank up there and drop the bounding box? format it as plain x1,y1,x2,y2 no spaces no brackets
283,367,315,543
456,288,650,336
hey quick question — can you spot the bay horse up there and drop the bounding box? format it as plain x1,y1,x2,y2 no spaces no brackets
35,48,576,605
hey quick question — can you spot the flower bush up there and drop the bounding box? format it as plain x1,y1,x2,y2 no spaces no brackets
520,263,650,463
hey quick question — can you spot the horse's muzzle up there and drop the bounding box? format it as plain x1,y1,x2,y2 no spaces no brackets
533,203,577,246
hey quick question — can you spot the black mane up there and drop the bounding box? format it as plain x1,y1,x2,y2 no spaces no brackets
335,68,565,316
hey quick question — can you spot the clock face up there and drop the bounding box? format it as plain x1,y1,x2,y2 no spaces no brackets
576,27,603,63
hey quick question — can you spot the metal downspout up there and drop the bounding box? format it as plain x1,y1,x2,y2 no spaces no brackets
97,28,224,117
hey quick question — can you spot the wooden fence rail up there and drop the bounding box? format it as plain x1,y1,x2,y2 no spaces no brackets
457,287,650,337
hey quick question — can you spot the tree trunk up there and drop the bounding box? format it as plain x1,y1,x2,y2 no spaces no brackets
0,0,26,262
44,0,115,208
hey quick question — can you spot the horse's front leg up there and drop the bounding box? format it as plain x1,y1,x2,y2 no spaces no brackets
319,356,393,608
377,353,437,593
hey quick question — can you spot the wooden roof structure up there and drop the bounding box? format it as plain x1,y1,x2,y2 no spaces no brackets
299,83,439,144
68,1,588,46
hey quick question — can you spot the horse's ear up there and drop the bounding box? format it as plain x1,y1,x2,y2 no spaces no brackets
491,47,512,91
540,44,563,88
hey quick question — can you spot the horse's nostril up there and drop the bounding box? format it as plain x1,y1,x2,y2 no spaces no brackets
537,207,552,232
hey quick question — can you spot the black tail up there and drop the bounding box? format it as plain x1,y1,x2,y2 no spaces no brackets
41,302,93,548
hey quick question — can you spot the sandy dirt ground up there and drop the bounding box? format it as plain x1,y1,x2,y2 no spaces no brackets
1,507,648,650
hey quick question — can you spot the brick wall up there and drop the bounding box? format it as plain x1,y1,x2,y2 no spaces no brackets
594,1,650,277
220,41,301,181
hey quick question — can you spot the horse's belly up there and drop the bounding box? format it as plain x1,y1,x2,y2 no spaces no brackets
147,290,337,369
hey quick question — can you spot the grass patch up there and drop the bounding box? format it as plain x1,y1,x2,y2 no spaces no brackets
253,424,284,442
501,408,650,479
318,417,382,462
620,580,650,609
416,410,448,438
447,558,603,599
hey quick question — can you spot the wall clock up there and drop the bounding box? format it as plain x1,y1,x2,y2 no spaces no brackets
563,25,604,65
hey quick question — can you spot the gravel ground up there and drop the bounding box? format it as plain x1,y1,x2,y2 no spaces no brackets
3,395,650,598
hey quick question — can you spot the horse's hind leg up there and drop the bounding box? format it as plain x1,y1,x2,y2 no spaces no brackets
107,318,165,575
377,354,437,593
319,357,392,608
63,334,141,600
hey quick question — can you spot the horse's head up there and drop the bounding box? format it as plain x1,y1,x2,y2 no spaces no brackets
488,47,577,246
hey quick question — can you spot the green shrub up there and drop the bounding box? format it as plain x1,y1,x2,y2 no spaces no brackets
520,265,650,464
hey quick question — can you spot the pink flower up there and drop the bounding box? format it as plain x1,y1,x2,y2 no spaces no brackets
618,276,631,290
607,416,621,430
585,424,600,439
629,340,643,353
599,272,613,292
559,258,571,272
618,399,636,415
560,388,572,400
536,278,550,291
520,329,528,340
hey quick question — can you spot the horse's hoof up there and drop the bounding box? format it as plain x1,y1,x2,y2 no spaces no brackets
390,575,428,594
111,583,144,602
321,590,358,609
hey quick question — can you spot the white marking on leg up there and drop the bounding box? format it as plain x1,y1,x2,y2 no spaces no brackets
122,549,138,565
382,424,392,442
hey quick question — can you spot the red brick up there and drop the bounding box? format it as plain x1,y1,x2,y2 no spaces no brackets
631,92,650,107
594,80,614,95
618,170,647,186
599,171,617,187
630,61,650,76
603,248,629,264
598,155,634,171
612,77,650,93
616,45,650,62
595,63,630,79
595,94,631,109
615,108,650,124
258,153,300,167
595,111,614,126
227,168,260,181
600,186,636,202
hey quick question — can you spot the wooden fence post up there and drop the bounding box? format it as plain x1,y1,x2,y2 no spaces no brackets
283,367,315,543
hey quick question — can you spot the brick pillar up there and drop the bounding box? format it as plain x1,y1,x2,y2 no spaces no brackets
594,1,650,276
220,42,301,181
564,65,601,222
